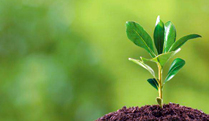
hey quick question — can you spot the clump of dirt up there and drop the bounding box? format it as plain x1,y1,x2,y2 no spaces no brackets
96,103,209,121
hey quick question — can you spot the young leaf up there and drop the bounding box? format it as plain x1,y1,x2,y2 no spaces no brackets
147,78,159,90
126,21,156,57
169,34,201,51
156,97,163,107
154,16,164,54
164,58,185,83
129,58,155,78
163,21,176,53
151,48,181,67
140,56,151,62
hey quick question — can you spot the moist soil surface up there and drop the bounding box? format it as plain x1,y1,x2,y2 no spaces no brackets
97,103,209,121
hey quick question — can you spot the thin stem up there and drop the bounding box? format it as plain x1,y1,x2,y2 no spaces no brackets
157,63,163,108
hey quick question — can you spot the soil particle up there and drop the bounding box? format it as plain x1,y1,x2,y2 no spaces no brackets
96,103,209,121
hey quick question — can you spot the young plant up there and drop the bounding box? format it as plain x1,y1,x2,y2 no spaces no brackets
126,16,201,108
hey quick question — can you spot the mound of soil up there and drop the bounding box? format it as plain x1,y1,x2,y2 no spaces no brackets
97,103,209,121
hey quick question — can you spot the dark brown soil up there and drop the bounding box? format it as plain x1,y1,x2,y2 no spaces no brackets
96,103,209,121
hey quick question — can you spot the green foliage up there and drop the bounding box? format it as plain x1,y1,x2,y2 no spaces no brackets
151,48,180,67
126,16,201,107
140,48,180,67
147,78,158,90
129,58,156,78
154,16,164,54
126,21,156,57
156,97,163,108
163,21,176,53
169,34,201,51
164,58,185,83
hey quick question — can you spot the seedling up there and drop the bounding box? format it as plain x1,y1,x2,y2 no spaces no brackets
126,16,201,108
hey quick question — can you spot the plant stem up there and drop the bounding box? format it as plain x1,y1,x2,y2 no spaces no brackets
158,63,163,108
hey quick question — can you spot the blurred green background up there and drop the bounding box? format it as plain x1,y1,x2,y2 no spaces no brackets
0,0,209,120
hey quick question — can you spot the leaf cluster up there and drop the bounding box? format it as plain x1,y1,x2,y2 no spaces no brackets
126,16,201,90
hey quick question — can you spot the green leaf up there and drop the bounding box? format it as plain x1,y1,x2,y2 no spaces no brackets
151,48,181,67
154,16,164,54
156,97,163,107
163,21,176,53
164,58,185,83
147,78,159,90
129,58,155,78
140,56,151,62
169,34,201,51
126,21,156,57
